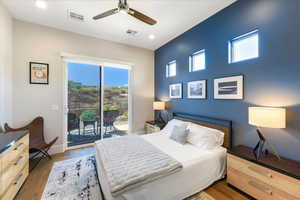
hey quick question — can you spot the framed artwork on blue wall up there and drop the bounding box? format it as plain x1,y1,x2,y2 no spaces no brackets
214,75,244,99
169,83,182,99
187,80,206,99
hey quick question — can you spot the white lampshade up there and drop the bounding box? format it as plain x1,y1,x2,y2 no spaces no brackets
153,102,166,110
248,107,286,128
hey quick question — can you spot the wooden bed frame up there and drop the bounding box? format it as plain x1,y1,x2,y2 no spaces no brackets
96,112,233,200
173,112,233,149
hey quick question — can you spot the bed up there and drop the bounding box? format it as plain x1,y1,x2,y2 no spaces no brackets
95,113,232,200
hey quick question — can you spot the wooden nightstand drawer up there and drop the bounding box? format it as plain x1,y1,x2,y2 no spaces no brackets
228,153,300,200
228,167,297,200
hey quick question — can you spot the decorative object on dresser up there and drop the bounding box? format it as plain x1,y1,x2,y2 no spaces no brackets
145,120,165,134
187,80,206,99
169,83,182,99
0,131,29,200
4,117,58,171
214,75,243,99
29,62,49,84
248,107,286,160
227,145,300,200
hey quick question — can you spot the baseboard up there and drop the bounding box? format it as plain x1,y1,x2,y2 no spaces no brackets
48,130,146,155
131,129,146,135
48,144,64,155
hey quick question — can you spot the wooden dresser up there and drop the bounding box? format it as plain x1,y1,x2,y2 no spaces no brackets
0,131,29,200
227,145,300,200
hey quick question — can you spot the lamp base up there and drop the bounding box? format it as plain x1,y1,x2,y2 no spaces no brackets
253,128,281,160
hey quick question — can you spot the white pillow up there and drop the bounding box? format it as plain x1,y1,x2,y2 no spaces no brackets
169,125,189,144
187,123,224,150
162,119,189,136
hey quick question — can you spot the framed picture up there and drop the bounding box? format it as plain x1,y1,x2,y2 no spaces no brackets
187,80,206,99
169,83,182,99
214,75,243,99
30,62,49,84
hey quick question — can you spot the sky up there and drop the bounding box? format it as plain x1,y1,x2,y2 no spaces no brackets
68,62,128,86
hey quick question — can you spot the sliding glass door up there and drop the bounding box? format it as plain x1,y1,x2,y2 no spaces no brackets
103,67,129,138
66,62,129,147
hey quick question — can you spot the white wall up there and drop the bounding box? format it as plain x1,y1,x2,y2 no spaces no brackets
0,2,13,127
12,20,154,153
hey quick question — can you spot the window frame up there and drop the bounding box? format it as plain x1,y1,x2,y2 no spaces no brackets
228,29,259,64
166,60,176,78
189,49,206,72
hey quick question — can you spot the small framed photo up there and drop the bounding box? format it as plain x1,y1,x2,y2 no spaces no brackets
187,80,206,99
214,75,243,99
30,62,49,84
169,83,182,99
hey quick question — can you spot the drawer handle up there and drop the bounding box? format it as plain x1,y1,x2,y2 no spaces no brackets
14,173,24,185
14,143,25,151
248,180,272,195
14,155,24,166
248,166,272,178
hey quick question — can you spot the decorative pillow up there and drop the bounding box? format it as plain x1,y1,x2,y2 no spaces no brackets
161,119,189,136
187,123,224,150
169,125,189,144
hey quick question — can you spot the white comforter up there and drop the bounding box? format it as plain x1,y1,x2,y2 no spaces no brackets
95,132,227,200
94,135,182,196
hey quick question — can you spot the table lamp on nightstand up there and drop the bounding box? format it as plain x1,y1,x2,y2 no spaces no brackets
248,107,286,160
153,101,166,123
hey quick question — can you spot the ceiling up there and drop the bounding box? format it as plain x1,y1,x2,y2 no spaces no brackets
2,0,236,50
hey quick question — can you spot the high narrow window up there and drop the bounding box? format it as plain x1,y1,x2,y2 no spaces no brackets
166,61,176,77
229,30,259,63
189,50,205,72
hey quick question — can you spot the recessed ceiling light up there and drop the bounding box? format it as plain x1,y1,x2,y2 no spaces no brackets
149,34,155,40
35,0,47,9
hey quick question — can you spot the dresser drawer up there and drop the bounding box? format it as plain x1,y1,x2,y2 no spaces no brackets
0,148,29,196
228,154,300,200
1,134,29,173
1,163,29,200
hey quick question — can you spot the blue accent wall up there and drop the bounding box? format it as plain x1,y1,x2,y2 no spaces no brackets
155,0,300,161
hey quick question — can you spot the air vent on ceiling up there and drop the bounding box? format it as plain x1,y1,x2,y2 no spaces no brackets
126,29,138,36
68,10,85,22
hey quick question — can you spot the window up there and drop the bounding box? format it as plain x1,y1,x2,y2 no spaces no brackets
189,50,205,72
166,61,176,77
229,30,259,63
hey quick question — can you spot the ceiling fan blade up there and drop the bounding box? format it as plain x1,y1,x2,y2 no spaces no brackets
128,8,157,25
93,8,119,20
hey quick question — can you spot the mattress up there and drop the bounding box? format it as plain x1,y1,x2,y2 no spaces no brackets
95,132,227,200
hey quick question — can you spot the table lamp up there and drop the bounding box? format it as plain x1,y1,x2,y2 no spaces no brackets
248,107,286,160
153,101,166,123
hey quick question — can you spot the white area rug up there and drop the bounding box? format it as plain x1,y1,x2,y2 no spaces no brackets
41,155,101,200
41,155,215,200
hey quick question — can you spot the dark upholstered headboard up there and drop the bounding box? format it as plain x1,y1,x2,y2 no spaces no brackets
173,112,232,149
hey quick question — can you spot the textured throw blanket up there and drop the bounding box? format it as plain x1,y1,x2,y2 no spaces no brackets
95,135,183,197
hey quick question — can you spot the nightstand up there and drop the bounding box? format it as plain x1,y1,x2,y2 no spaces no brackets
227,145,300,200
145,121,165,134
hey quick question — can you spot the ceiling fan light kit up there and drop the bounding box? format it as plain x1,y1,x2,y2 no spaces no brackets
93,0,157,26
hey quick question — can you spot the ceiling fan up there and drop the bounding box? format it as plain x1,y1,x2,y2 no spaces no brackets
93,0,157,25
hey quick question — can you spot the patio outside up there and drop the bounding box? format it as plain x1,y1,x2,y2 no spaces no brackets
67,63,129,147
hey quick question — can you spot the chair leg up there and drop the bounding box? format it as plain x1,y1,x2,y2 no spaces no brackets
29,150,47,172
40,149,52,159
